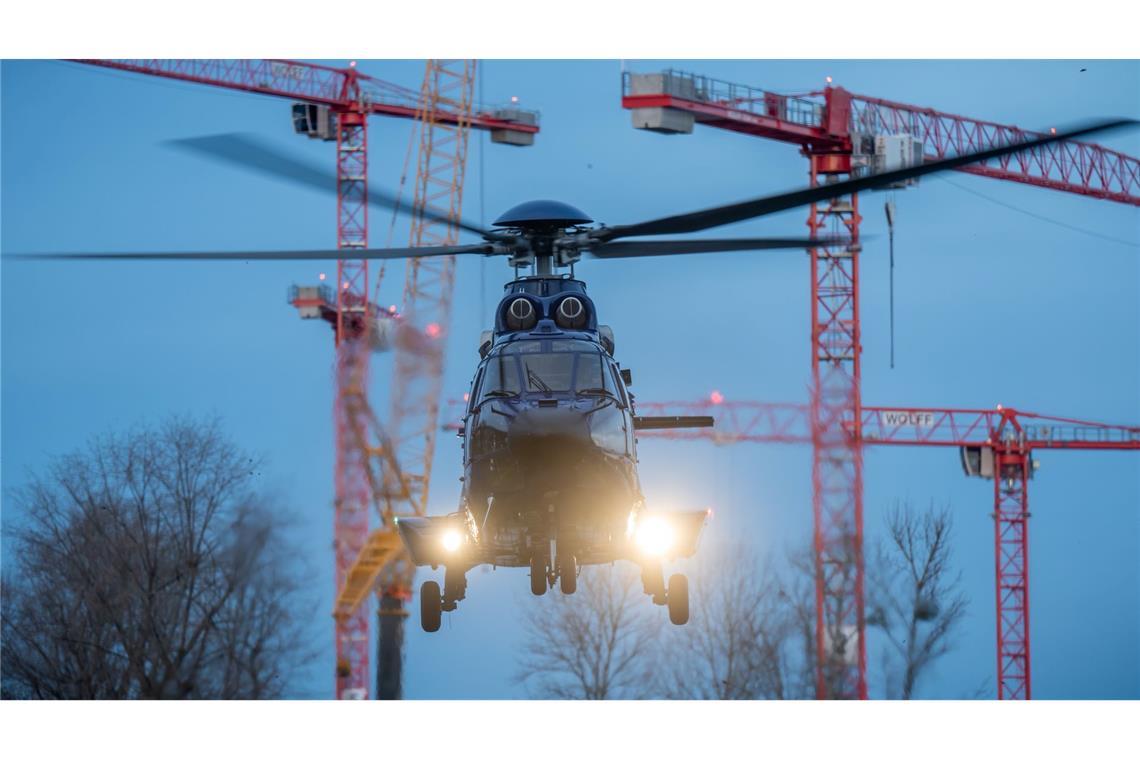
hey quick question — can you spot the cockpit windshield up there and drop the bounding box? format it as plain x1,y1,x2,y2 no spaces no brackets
478,340,615,401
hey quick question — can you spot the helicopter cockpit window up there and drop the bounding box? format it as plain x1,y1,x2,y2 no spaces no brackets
550,339,598,353
500,341,544,354
478,340,614,400
478,355,522,401
573,351,611,396
520,353,575,393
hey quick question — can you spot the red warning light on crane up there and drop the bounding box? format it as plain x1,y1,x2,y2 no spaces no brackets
710,390,725,405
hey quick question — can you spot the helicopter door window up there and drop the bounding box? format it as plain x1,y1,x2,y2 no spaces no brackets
468,367,485,413
610,365,629,407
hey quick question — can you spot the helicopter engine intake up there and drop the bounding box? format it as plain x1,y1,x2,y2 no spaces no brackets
504,297,538,331
554,296,589,329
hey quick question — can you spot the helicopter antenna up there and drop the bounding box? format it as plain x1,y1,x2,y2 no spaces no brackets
884,197,897,369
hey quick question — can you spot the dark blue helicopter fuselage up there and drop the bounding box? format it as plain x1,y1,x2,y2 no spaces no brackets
458,275,642,567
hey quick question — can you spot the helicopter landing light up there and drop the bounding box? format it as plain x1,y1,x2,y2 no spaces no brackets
635,517,674,557
441,530,462,553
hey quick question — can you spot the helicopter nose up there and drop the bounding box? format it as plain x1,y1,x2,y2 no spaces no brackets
509,407,591,448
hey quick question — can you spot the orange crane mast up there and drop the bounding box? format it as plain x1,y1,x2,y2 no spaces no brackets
379,59,477,700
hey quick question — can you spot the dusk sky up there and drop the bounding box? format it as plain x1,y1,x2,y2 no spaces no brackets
2,59,1137,699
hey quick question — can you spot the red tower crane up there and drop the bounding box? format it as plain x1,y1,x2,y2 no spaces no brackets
635,398,1140,699
623,70,1139,699
72,59,539,699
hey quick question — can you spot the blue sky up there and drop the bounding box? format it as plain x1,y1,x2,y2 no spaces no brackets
2,59,1138,699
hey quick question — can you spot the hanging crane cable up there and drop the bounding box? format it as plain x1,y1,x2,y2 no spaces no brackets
935,175,1139,249
884,196,896,369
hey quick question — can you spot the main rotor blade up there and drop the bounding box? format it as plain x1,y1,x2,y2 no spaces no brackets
10,243,494,262
589,237,842,259
597,119,1137,241
169,133,501,240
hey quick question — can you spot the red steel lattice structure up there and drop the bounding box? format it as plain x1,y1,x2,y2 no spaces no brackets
75,59,538,699
623,69,1139,699
333,105,373,699
807,156,866,699
637,399,1140,699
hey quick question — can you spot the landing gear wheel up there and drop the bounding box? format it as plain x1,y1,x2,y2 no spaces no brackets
667,574,689,626
420,580,442,633
530,553,548,597
558,554,578,595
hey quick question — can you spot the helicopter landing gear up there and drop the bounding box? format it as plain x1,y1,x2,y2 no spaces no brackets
420,580,442,633
529,551,549,596
641,562,667,605
558,552,578,595
443,566,467,612
667,573,689,626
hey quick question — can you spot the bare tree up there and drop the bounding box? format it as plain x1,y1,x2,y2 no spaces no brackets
1,416,315,699
514,563,662,699
779,546,825,699
866,502,968,699
657,543,813,699
513,503,966,702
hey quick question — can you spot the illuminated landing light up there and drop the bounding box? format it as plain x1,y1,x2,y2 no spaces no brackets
426,323,442,339
511,95,519,104
441,530,462,553
319,272,326,281
1050,127,1057,135
826,76,833,84
635,517,674,557
710,390,725,405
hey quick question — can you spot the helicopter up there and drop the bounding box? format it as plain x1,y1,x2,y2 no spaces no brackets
13,119,1132,632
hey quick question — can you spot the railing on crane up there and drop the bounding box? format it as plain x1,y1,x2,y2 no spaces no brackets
621,69,1140,205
